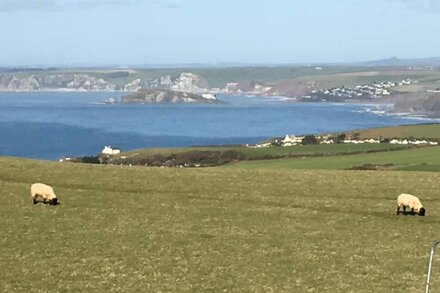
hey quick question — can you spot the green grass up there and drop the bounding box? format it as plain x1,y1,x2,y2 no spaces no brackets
296,70,440,90
118,143,411,161
227,145,440,171
2,156,440,292
347,124,440,140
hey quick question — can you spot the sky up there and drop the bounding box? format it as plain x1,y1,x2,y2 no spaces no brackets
0,0,439,66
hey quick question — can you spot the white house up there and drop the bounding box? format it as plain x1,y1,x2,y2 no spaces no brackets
102,145,121,155
364,138,381,144
320,139,334,144
282,134,304,146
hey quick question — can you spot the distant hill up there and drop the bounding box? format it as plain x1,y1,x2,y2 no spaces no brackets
361,56,440,67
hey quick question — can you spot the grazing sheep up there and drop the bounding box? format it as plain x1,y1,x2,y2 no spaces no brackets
397,193,425,216
30,183,58,205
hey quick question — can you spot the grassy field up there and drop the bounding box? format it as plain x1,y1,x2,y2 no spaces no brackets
227,145,440,171
110,124,440,169
1,156,440,292
298,70,439,90
117,143,411,161
346,124,440,140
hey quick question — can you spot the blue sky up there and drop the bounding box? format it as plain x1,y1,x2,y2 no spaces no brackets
0,0,439,66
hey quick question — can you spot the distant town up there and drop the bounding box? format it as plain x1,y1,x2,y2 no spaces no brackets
248,133,439,148
300,78,418,102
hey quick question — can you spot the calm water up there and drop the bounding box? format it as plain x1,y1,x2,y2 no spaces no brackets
0,92,436,160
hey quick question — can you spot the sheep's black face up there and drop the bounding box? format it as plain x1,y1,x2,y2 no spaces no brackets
50,198,58,205
419,208,426,216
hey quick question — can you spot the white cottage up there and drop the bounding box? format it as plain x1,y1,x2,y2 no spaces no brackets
102,146,121,155
282,134,304,146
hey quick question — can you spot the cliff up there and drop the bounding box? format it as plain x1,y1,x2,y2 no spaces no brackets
393,93,440,117
0,72,212,93
0,74,116,91
0,68,313,97
146,72,210,93
120,89,219,104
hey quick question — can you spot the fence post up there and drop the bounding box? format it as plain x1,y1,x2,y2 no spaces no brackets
425,240,440,293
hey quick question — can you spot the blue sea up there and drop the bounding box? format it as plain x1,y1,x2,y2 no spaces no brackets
0,92,437,160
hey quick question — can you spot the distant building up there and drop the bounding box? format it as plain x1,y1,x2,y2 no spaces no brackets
102,146,121,155
282,134,304,146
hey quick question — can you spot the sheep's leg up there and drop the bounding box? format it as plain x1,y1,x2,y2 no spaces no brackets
403,206,406,213
396,205,400,215
32,193,38,204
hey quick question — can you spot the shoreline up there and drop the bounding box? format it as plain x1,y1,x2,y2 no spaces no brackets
1,90,439,119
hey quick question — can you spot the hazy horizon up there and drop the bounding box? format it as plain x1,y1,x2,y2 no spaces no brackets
1,0,440,67
2,56,440,69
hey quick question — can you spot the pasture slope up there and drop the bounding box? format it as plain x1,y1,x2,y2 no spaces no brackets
228,146,440,171
1,156,440,292
228,124,440,171
346,124,440,140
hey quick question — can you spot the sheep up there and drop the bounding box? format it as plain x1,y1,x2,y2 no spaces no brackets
396,193,425,216
30,183,58,205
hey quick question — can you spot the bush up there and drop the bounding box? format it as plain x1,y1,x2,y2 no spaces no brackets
302,135,318,145
335,133,346,144
81,156,100,164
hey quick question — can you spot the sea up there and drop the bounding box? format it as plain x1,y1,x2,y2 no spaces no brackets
0,92,437,160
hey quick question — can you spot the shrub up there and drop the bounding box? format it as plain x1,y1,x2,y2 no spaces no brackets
302,135,318,145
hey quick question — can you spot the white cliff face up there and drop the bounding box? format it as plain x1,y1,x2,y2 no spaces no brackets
0,75,40,91
19,76,40,90
0,70,262,95
160,75,173,87
0,74,117,91
124,79,143,92
147,75,173,89
0,72,210,92
7,77,21,90
170,73,207,93
66,75,116,91
220,82,272,95
143,73,209,93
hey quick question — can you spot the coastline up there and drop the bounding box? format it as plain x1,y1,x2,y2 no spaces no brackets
1,89,439,120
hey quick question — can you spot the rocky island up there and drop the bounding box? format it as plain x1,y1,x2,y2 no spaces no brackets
120,89,219,104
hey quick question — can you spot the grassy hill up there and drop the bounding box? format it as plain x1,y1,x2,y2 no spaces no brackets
105,124,440,169
346,124,440,140
1,156,440,292
228,146,440,171
111,144,412,167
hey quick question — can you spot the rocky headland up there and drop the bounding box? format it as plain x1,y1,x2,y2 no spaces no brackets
0,72,213,93
391,93,440,118
120,89,219,104
0,74,117,91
